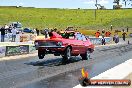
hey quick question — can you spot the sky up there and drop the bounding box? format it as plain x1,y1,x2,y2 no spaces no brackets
0,0,131,9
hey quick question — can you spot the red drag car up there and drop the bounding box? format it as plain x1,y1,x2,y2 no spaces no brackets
34,31,94,62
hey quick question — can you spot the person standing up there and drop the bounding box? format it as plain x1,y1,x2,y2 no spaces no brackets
122,31,127,41
102,29,105,37
4,24,9,34
4,24,9,29
105,31,111,37
53,28,57,32
101,36,106,45
0,27,6,42
11,27,17,42
127,26,129,32
8,25,12,33
95,30,100,38
44,29,49,38
36,28,39,36
33,28,36,34
122,29,124,32
113,34,115,41
110,25,113,31
114,33,119,44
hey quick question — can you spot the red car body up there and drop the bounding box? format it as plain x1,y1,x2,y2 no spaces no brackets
35,31,94,62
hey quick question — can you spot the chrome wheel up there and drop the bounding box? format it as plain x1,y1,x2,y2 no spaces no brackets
81,49,91,60
86,50,90,60
66,47,71,60
62,47,71,63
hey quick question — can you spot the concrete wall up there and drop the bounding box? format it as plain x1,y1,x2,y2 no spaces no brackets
0,46,6,58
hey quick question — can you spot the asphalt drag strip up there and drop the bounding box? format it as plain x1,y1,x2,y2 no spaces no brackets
20,44,132,88
0,44,132,88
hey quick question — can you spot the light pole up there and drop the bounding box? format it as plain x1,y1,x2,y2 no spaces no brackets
95,0,98,20
111,25,113,31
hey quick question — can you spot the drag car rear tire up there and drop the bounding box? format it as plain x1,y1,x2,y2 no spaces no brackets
38,51,45,59
81,49,91,60
79,77,91,86
62,47,71,63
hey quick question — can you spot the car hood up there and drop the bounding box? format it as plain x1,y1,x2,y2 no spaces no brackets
49,32,62,38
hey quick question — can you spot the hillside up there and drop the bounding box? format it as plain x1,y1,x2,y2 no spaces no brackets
0,7,132,30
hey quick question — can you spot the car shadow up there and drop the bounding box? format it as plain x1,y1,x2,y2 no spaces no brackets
24,57,82,67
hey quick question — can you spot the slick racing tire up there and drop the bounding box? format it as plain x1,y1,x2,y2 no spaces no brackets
79,77,91,87
81,49,91,60
38,50,45,59
62,47,71,63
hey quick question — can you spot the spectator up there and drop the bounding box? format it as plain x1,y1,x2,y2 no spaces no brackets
127,26,129,32
95,30,100,38
4,24,9,30
105,31,111,37
122,31,127,41
110,25,113,31
51,29,54,32
33,28,36,34
36,28,39,36
57,30,60,34
4,24,9,34
114,33,119,44
8,25,12,33
122,29,124,32
102,29,105,37
82,35,87,41
54,28,57,32
113,34,115,41
101,36,106,45
76,33,82,40
44,29,49,38
75,29,78,32
0,27,6,42
11,27,17,42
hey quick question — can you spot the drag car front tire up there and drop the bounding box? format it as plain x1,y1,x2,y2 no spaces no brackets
81,49,91,60
38,50,45,59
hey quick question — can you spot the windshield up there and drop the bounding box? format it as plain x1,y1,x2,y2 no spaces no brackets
13,23,22,28
59,32,75,39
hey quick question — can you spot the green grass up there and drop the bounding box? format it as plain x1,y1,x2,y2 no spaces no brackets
0,7,132,30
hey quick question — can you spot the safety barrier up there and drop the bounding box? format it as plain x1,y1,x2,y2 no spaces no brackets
0,45,36,58
89,37,112,45
0,46,6,58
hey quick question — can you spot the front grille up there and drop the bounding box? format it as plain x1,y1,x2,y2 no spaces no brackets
39,41,57,46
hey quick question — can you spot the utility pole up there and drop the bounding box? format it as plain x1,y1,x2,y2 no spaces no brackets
95,0,98,20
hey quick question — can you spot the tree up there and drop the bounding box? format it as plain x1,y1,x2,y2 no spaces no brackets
113,0,132,9
122,0,132,7
113,0,122,9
